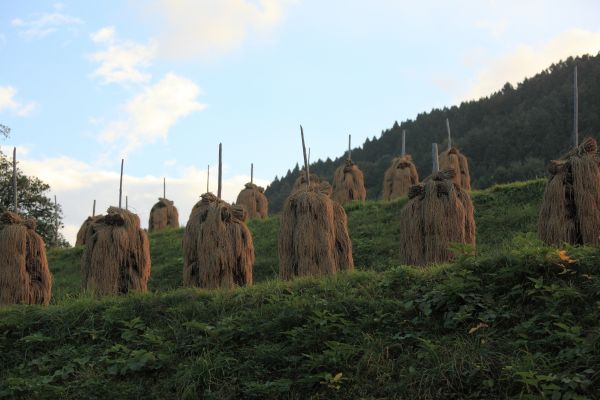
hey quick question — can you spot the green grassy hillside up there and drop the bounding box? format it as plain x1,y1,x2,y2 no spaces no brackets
46,179,545,302
4,179,599,399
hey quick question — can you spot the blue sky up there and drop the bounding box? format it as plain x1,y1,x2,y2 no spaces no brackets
1,0,600,243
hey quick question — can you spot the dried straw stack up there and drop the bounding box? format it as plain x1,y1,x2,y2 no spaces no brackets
0,212,52,305
279,181,354,279
332,159,367,204
439,148,471,191
75,215,103,246
81,207,151,295
148,198,179,232
382,155,419,200
236,183,268,220
183,192,255,288
399,169,476,266
538,137,600,246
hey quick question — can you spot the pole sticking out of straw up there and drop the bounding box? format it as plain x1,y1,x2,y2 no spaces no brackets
92,200,96,217
432,143,439,174
217,143,222,199
446,118,452,151
573,65,579,148
12,147,17,213
401,130,406,156
118,159,124,209
300,125,310,188
251,163,254,184
348,134,352,160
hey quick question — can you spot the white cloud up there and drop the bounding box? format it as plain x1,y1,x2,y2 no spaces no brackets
0,86,37,116
90,26,115,44
150,0,293,59
463,29,600,101
89,27,157,84
11,12,83,39
99,73,206,153
17,155,267,245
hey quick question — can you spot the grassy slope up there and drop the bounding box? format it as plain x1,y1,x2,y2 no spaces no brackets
4,179,599,399
46,179,546,301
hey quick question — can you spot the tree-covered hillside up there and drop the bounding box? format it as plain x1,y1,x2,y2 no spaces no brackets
265,54,600,212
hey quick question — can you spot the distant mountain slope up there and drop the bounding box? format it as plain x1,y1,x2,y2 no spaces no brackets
265,54,600,212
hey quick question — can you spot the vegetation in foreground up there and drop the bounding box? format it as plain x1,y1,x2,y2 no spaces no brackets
3,179,598,399
1,239,599,399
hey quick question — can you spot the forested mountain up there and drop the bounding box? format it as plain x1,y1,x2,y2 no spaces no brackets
265,54,600,212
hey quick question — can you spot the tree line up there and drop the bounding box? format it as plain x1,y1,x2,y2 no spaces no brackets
265,54,600,212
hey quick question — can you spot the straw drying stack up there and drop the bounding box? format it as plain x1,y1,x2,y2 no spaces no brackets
148,198,179,232
332,159,367,204
183,192,254,289
538,137,600,246
439,148,471,191
236,183,269,219
279,181,354,279
81,207,151,295
0,212,52,305
383,155,419,200
75,215,103,246
399,169,476,266
293,170,320,190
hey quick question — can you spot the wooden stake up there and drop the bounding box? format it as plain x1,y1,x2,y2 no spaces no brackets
446,118,452,150
92,199,96,217
251,163,254,184
207,165,210,193
573,65,579,148
54,195,58,246
432,143,439,174
12,147,17,213
163,177,166,199
217,143,222,199
401,130,406,156
118,159,124,209
126,195,128,210
300,125,310,187
348,134,352,160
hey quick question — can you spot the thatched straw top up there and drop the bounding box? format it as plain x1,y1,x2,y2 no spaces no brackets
548,137,598,175
391,154,415,169
408,169,456,199
0,211,36,230
154,198,175,207
101,207,142,228
243,182,265,193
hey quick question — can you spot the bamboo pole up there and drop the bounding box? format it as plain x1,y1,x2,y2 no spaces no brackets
573,65,579,148
348,134,352,160
118,159,124,209
217,143,222,199
251,163,254,184
163,177,166,199
12,147,17,213
300,125,310,187
54,195,58,246
126,195,128,211
446,118,452,150
432,143,439,174
207,165,210,193
92,200,96,217
401,130,406,156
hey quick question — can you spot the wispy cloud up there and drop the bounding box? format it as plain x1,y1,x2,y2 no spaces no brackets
11,10,83,39
99,73,206,153
150,0,294,59
463,29,600,101
89,26,158,84
0,86,37,116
